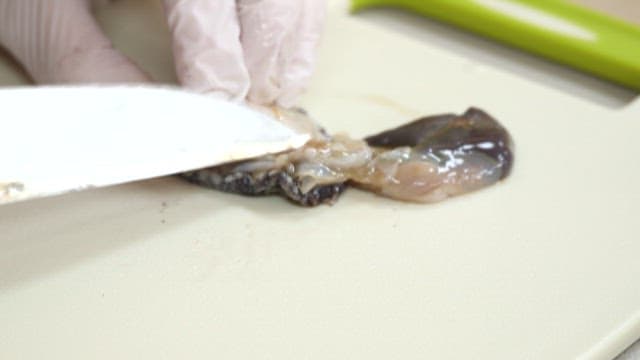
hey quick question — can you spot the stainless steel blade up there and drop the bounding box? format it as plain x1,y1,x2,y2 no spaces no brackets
0,86,309,204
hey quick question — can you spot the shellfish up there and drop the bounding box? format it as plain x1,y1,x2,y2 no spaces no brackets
182,107,514,206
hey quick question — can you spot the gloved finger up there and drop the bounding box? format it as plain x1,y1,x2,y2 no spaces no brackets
163,0,250,101
275,0,326,108
238,0,326,108
0,0,150,84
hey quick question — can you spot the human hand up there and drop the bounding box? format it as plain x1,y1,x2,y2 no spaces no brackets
164,0,327,107
0,0,327,108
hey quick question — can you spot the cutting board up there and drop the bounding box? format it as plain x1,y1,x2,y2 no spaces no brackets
1,1,639,359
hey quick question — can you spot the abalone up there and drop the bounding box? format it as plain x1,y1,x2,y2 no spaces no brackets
182,107,514,206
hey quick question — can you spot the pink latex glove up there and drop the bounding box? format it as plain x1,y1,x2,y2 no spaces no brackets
0,0,327,107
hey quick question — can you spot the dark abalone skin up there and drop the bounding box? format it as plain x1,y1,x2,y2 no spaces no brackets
181,167,346,207
365,107,514,179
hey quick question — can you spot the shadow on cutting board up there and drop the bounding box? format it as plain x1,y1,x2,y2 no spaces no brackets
0,178,204,290
0,176,302,291
0,175,399,291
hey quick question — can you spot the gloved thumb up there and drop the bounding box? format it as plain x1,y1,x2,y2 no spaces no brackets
0,0,149,84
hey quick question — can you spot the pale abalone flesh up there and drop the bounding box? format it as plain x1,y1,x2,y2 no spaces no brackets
182,108,514,206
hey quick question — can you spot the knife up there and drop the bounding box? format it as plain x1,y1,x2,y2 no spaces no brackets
0,86,310,205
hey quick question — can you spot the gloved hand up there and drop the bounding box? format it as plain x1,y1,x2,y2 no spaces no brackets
0,0,327,108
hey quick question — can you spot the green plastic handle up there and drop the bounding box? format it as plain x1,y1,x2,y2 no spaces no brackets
351,0,640,91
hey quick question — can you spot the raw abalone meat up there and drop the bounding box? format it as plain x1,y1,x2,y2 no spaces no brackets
182,107,514,206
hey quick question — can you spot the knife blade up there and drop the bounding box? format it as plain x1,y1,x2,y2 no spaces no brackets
0,86,310,205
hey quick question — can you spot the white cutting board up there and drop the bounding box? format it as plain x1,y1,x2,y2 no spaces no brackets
1,1,639,359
